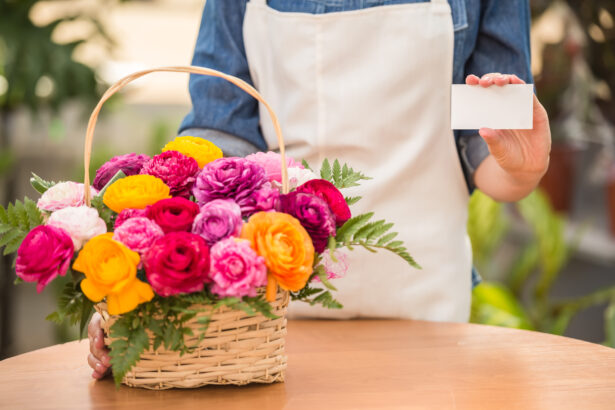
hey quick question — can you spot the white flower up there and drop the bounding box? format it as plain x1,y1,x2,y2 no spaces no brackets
37,182,97,212
47,206,107,250
272,167,319,191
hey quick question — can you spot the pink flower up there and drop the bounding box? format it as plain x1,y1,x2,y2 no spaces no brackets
296,179,351,227
112,217,164,254
271,167,319,191
241,184,280,217
209,238,267,298
16,225,74,293
146,197,200,234
192,199,242,245
114,208,148,229
47,206,107,250
140,151,200,198
245,151,304,183
37,182,97,212
93,153,150,190
315,250,349,282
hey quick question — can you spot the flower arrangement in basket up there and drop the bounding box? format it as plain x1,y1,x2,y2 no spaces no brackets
0,67,419,389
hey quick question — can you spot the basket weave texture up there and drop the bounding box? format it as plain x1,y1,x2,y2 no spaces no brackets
95,290,289,390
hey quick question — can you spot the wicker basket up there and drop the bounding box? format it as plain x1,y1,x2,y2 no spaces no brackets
83,66,293,389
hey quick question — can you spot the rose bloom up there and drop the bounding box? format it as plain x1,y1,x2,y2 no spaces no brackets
37,182,97,212
47,206,107,250
74,233,153,315
296,179,351,227
276,191,336,253
112,217,164,255
114,208,148,229
162,136,223,168
93,153,151,190
16,225,74,293
192,199,242,245
245,151,304,183
103,174,171,213
209,238,267,298
241,212,314,292
146,197,200,234
140,150,200,198
143,232,211,297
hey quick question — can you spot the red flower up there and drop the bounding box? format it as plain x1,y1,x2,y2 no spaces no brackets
296,179,351,227
146,197,199,234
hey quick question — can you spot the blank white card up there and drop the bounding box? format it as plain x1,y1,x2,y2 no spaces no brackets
450,84,534,130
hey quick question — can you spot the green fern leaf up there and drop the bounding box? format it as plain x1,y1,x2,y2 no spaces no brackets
332,159,342,186
345,196,361,206
320,158,332,181
109,322,149,387
30,173,57,194
377,232,398,246
335,212,374,243
24,198,43,229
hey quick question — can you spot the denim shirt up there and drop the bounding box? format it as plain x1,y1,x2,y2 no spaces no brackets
179,0,533,191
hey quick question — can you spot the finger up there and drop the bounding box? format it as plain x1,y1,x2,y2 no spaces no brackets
493,74,511,86
91,336,111,367
510,74,526,85
479,127,501,146
465,74,480,85
88,313,101,338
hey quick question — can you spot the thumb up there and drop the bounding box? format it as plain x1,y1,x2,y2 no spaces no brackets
479,128,510,163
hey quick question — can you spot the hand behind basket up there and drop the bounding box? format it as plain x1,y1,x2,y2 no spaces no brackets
87,312,111,379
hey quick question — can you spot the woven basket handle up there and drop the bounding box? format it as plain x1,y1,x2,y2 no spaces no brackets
83,65,289,205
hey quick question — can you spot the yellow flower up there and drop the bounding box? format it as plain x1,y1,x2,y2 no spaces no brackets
73,233,154,315
103,175,171,213
162,136,223,168
241,212,314,300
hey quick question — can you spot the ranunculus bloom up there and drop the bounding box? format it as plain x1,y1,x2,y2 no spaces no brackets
192,157,269,216
73,233,154,315
162,136,223,168
241,212,314,292
276,192,336,253
140,150,200,198
315,250,349,282
209,238,267,298
240,185,280,217
114,208,148,229
143,232,210,297
271,167,319,192
93,153,150,190
37,182,97,212
296,179,351,227
103,175,171,213
146,197,199,234
192,199,242,245
47,206,107,250
112,217,164,255
245,151,304,183
16,225,74,293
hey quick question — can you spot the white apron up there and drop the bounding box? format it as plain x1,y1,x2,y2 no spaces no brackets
243,0,473,322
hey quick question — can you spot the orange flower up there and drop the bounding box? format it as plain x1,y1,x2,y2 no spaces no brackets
103,175,171,213
162,136,223,168
73,233,154,315
241,212,314,299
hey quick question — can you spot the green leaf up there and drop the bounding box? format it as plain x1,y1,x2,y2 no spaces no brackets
91,196,115,231
30,173,57,194
345,196,361,206
320,158,332,181
318,159,371,189
301,159,313,172
95,170,126,198
332,159,342,186
314,265,337,291
336,212,374,243
109,321,150,387
604,299,615,348
0,198,44,256
470,282,534,330
377,232,398,246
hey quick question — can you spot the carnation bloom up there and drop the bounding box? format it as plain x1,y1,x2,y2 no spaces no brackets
112,217,164,255
16,225,74,293
209,238,267,298
143,232,210,297
192,157,268,216
37,182,97,212
103,175,171,213
241,212,314,299
140,150,200,198
93,153,150,190
162,136,222,168
245,151,304,183
296,179,351,227
192,199,242,245
47,206,107,250
114,208,148,229
146,197,199,234
276,191,336,253
73,233,154,315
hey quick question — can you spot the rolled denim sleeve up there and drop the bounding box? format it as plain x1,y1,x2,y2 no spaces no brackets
179,0,267,155
457,0,533,190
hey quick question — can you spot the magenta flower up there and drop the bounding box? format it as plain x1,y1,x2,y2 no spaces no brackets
114,208,148,229
140,151,200,198
16,225,74,293
192,157,268,215
112,217,164,255
93,153,150,190
209,238,267,298
245,151,304,183
240,185,280,217
296,179,351,227
276,191,336,252
146,197,200,234
192,199,242,246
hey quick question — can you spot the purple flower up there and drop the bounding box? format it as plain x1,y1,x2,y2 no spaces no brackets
112,217,164,255
192,199,242,245
192,157,268,215
276,191,336,253
93,153,150,190
114,208,148,229
241,184,280,217
140,151,200,198
209,238,267,298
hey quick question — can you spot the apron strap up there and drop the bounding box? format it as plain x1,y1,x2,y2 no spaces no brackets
250,0,267,4
431,0,448,3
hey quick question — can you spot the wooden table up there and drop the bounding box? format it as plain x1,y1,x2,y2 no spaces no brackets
2,320,615,409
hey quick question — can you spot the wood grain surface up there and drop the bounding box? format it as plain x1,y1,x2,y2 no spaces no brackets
1,320,615,409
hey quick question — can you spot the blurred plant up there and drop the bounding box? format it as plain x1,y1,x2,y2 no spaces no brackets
469,190,615,346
